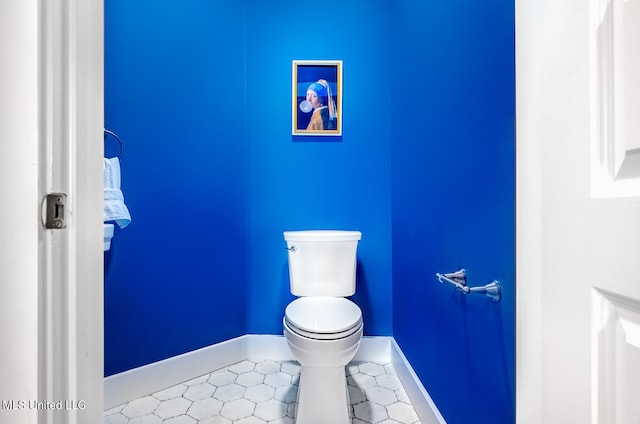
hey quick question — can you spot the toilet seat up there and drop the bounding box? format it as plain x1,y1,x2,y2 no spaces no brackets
284,297,362,340
285,317,362,340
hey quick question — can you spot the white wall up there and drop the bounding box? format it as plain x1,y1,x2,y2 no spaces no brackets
0,1,40,422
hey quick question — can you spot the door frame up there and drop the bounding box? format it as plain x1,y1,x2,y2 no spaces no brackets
45,0,105,422
1,0,104,422
515,0,542,420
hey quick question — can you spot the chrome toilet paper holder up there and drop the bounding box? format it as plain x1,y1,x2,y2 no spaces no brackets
435,269,502,303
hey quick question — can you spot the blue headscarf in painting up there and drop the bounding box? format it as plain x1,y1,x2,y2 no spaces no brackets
307,82,328,98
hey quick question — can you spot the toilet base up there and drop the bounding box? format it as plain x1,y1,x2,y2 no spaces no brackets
295,365,351,424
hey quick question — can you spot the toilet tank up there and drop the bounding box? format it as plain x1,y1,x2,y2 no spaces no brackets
283,230,362,297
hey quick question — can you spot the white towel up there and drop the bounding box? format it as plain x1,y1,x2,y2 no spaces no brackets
104,157,132,228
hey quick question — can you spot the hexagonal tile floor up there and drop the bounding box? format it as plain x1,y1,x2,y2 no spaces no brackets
104,360,421,424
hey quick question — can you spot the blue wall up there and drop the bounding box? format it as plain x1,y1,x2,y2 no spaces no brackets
244,0,393,336
390,1,515,423
104,0,393,375
104,0,248,376
105,2,515,423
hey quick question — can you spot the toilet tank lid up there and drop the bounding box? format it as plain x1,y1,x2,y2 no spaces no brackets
283,230,361,242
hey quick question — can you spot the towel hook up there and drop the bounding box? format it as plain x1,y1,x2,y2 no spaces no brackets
104,128,123,159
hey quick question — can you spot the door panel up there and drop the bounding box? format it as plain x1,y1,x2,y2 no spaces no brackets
593,289,640,423
592,0,640,195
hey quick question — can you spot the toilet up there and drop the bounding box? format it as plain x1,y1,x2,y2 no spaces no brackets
282,230,363,424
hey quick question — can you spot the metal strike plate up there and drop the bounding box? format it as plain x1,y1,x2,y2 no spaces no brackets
45,193,66,229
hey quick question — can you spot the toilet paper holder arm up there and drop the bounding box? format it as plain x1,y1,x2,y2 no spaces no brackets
435,269,502,303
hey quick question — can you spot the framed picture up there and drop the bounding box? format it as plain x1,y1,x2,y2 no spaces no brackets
292,60,342,136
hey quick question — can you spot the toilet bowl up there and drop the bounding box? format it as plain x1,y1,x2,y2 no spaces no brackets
282,230,363,424
284,297,363,424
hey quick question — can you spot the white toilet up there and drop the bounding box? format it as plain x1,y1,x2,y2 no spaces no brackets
282,230,363,424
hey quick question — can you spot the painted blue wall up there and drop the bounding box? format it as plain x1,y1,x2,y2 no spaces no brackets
104,0,393,375
244,0,393,336
104,0,248,376
390,1,515,423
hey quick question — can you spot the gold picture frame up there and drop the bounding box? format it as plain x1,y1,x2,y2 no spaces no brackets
292,60,342,136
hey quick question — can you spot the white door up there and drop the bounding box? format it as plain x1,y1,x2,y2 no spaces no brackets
517,0,640,423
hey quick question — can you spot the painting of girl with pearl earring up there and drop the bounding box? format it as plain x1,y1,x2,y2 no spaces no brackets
292,60,342,136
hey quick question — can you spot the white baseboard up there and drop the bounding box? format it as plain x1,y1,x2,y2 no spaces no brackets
244,333,293,361
104,335,250,409
104,334,444,423
390,339,447,424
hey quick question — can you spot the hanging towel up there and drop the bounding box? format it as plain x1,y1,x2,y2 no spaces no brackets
104,157,132,228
